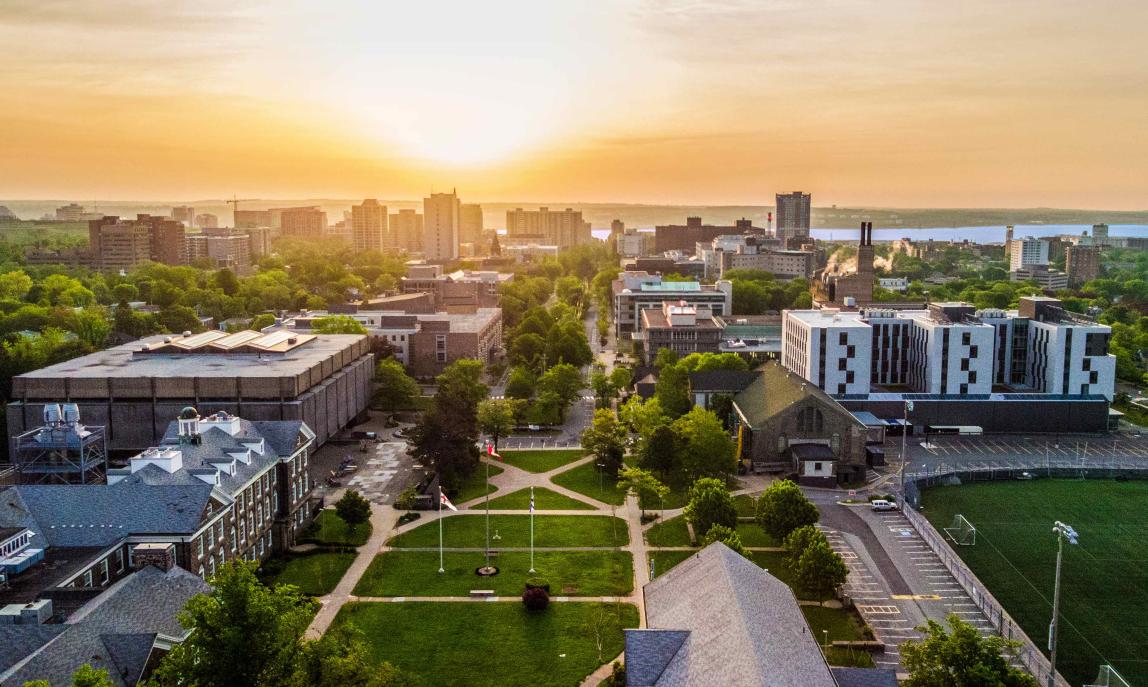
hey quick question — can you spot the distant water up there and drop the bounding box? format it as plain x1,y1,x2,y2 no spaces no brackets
591,224,1148,243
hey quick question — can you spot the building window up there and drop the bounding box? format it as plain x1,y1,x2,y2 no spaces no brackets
962,332,971,346
797,407,824,433
100,559,110,585
838,358,847,371
115,548,125,572
83,570,93,587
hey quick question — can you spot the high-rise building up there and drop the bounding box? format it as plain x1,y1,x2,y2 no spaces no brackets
1092,223,1110,246
55,203,86,222
279,207,327,239
234,209,274,228
423,191,460,261
1009,237,1049,270
505,207,591,248
88,214,187,271
351,199,388,253
459,203,484,247
195,213,219,229
186,231,253,273
389,209,424,253
171,206,195,226
1066,245,1101,286
775,192,811,243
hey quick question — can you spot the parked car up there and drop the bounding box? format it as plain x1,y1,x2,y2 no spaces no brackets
527,424,541,431
871,499,899,512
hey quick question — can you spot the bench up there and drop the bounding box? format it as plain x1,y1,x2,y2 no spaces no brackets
469,590,496,598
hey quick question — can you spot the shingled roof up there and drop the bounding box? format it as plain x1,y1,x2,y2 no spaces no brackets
628,542,838,686
0,565,209,686
732,361,862,430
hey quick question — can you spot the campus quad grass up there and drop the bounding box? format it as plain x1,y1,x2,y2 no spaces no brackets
301,509,372,546
734,493,757,517
650,549,695,578
259,551,356,596
453,464,504,503
353,551,633,596
923,480,1148,687
498,449,586,473
388,514,630,548
550,460,627,505
645,515,778,549
333,601,640,687
479,487,596,510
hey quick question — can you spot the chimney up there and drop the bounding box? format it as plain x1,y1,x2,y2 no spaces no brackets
130,543,176,572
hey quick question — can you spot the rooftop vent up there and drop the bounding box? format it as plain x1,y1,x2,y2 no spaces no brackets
163,336,173,343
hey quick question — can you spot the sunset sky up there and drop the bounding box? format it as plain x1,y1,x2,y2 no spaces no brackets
3,0,1147,207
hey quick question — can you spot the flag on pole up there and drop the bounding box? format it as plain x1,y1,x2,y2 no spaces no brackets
440,491,458,512
530,488,535,514
487,443,503,462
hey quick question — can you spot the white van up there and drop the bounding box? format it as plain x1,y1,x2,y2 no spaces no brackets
871,499,898,512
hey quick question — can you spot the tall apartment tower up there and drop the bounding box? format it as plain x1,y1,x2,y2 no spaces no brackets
459,203,484,247
389,209,424,253
775,192,811,243
423,190,460,261
279,207,327,239
351,199,388,253
1009,237,1049,271
171,206,195,226
1066,245,1101,286
88,214,187,271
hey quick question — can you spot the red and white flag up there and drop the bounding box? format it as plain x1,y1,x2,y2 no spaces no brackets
487,443,503,462
440,491,458,512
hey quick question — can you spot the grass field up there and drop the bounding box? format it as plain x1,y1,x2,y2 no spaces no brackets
388,514,630,548
480,487,596,510
332,601,639,687
353,551,633,597
644,515,777,550
454,464,504,503
923,480,1148,687
498,449,586,473
550,460,627,505
301,510,372,546
259,551,356,596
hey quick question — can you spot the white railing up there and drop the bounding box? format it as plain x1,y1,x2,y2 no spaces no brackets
905,453,1148,482
901,504,1072,687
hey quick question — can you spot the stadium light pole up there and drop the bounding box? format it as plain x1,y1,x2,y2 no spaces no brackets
899,400,914,498
1047,521,1078,687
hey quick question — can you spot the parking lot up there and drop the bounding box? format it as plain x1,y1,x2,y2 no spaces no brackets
909,434,1148,461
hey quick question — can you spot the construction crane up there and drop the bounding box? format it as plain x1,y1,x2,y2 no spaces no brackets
225,195,257,226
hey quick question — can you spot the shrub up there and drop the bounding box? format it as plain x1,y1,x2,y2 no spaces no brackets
683,477,738,539
755,479,819,542
783,525,828,566
525,577,551,593
395,488,418,511
522,586,550,611
700,523,750,558
335,490,372,532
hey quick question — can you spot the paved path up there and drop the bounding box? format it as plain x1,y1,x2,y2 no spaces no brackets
305,505,399,639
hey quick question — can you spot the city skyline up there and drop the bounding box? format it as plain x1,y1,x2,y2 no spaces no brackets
3,1,1148,208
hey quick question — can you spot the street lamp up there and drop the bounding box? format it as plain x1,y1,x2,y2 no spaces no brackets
596,462,606,495
1048,521,1079,687
899,400,914,497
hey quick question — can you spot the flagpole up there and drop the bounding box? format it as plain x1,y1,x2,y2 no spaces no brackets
438,485,445,574
529,486,536,573
484,444,492,570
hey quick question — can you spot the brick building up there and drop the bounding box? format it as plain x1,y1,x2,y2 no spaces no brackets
812,222,875,307
1066,244,1101,286
87,215,187,271
639,301,723,360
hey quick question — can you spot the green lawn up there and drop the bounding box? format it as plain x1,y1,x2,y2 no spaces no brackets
301,509,372,546
645,515,692,547
388,514,630,548
802,605,870,642
734,493,757,517
551,460,627,505
454,464,504,503
481,487,596,511
644,516,776,549
259,551,357,596
923,480,1148,687
332,601,640,687
498,449,587,473
354,551,633,596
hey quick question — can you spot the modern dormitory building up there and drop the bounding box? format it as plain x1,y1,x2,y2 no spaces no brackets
0,407,316,614
780,297,1117,432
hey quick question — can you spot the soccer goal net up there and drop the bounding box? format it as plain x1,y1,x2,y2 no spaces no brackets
1087,665,1132,687
944,514,977,546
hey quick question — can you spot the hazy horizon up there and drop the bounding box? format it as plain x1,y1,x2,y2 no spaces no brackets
3,1,1147,207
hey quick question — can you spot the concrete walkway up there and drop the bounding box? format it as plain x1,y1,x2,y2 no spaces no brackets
305,505,399,639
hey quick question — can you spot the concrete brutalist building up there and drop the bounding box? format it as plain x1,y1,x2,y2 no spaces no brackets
6,330,373,452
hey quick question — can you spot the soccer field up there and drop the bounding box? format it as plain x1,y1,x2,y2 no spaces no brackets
922,479,1148,687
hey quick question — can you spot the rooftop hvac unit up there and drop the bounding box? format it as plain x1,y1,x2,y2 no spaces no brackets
43,404,62,425
62,403,80,424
